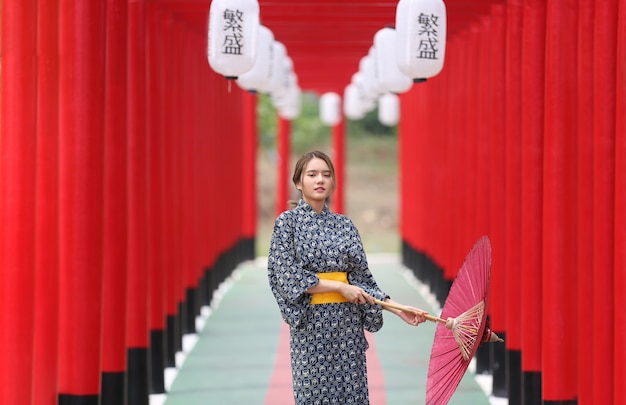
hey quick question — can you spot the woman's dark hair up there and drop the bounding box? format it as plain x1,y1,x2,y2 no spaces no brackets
288,150,336,208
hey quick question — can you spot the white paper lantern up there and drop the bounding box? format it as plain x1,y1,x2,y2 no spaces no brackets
278,85,302,120
207,0,260,79
373,27,413,94
270,56,294,102
272,71,297,109
359,53,383,100
343,83,366,120
236,25,274,92
395,0,447,82
266,42,288,95
378,93,400,126
351,72,376,113
320,92,342,126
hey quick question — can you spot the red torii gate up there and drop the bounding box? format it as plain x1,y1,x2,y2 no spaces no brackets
400,1,625,404
0,1,255,404
1,0,625,404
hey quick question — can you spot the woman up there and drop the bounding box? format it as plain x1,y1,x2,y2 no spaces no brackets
267,150,427,404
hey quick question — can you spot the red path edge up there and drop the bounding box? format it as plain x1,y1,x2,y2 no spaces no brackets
366,331,387,405
264,322,293,404
264,323,387,405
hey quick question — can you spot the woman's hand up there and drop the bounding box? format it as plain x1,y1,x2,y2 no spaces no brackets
305,280,374,304
396,305,428,326
382,298,428,326
339,284,375,305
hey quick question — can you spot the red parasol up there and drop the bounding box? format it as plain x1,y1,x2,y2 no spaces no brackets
374,236,502,403
425,235,502,405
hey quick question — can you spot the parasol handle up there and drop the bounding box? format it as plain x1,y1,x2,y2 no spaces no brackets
374,299,446,324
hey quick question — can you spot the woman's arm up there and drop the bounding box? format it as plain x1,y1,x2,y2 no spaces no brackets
267,212,318,327
306,279,376,304
382,297,428,326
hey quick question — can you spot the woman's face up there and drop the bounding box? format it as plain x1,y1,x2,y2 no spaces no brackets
296,157,335,206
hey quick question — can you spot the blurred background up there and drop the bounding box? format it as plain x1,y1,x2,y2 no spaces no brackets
255,92,401,256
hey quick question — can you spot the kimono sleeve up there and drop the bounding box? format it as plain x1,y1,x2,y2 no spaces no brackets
267,211,318,328
345,218,388,333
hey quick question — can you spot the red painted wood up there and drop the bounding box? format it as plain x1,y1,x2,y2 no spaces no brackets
504,0,523,352
0,0,38,402
181,35,195,292
460,30,483,248
542,0,578,400
101,0,129,377
33,0,61,402
466,24,487,247
614,1,626,400
332,119,345,214
147,5,167,332
256,0,507,93
486,6,506,335
520,0,546,376
242,91,258,239
127,0,150,349
398,89,417,250
276,117,291,218
575,0,595,402
58,0,107,395
162,13,180,322
591,1,618,403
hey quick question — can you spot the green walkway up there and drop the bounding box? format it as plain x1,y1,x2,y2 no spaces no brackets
152,255,494,405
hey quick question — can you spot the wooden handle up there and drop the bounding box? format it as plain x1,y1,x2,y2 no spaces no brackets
373,299,445,324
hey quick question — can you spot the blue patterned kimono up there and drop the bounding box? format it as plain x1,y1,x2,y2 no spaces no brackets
268,200,389,404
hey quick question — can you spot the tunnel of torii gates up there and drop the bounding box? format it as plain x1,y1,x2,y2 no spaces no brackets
0,0,625,405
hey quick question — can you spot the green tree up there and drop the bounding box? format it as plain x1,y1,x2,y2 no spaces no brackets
256,91,397,154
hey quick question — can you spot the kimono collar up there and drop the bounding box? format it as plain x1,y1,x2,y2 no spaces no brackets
297,199,329,216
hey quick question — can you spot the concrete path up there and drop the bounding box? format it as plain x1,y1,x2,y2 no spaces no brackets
152,254,500,405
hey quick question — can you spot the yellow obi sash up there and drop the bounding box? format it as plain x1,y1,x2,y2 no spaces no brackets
310,272,350,305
